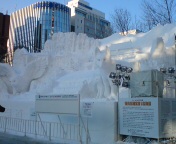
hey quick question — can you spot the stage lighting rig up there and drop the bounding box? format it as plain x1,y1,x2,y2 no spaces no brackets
109,64,133,88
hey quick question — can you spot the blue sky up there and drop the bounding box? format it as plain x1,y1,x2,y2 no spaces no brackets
0,0,143,21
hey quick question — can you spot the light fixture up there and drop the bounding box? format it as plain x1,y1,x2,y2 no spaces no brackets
0,105,5,112
109,72,116,79
168,67,175,74
124,74,130,80
160,68,167,74
122,82,129,88
112,79,121,86
116,64,122,70
121,66,127,72
127,67,133,73
118,74,123,79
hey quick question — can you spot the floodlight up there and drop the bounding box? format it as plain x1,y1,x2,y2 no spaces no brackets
124,74,130,80
160,68,167,74
121,66,127,72
168,67,175,74
119,74,123,79
116,64,122,70
109,72,116,79
127,67,133,73
112,79,121,86
0,105,5,112
122,82,129,88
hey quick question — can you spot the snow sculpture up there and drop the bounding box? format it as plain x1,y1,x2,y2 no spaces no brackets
1,24,176,99
0,49,48,94
30,32,113,98
52,69,111,98
136,37,173,71
0,63,14,94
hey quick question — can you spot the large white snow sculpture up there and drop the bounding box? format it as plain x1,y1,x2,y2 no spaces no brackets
0,49,48,94
1,24,176,98
29,33,115,98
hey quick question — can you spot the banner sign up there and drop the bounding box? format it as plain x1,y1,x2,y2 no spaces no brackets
36,94,79,100
35,94,80,115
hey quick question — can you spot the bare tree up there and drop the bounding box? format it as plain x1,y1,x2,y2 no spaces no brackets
141,0,176,30
111,9,132,35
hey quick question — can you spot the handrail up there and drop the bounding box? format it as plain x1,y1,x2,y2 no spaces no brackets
0,116,80,142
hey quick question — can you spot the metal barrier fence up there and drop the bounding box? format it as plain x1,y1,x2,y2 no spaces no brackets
0,116,80,142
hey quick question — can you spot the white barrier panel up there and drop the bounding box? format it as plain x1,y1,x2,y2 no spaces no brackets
119,98,176,138
80,100,118,144
35,94,80,115
158,98,176,138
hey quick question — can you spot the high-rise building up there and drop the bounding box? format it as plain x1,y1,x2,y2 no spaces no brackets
0,12,10,63
8,1,71,64
67,0,111,39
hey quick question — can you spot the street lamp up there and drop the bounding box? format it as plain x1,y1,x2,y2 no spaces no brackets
109,64,133,140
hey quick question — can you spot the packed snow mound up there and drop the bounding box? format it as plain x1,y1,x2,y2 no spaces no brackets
0,24,176,100
101,24,176,71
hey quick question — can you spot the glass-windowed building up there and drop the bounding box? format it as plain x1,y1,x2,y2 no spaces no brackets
67,0,111,39
8,1,71,64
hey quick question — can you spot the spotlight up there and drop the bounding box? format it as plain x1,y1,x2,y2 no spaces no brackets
0,105,5,112
112,79,121,86
160,68,167,74
124,74,130,80
127,67,133,73
116,64,122,70
121,66,127,72
119,74,123,79
168,67,175,74
109,72,116,79
122,82,129,88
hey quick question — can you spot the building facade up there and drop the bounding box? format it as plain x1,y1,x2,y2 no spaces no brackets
0,12,10,63
67,0,111,39
8,1,71,64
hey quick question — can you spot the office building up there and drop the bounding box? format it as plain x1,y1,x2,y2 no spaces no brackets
0,12,10,63
67,0,111,39
8,1,71,64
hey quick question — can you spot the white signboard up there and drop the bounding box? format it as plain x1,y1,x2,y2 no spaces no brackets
119,98,159,138
82,102,93,117
119,98,176,138
35,94,80,115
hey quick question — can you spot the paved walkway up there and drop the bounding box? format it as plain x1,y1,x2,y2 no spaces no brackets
0,132,61,144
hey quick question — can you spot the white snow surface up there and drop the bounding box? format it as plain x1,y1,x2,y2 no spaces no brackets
0,24,176,143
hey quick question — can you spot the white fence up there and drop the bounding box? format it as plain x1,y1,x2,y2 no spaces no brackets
0,116,81,142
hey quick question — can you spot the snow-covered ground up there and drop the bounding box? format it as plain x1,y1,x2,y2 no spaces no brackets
0,24,176,144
